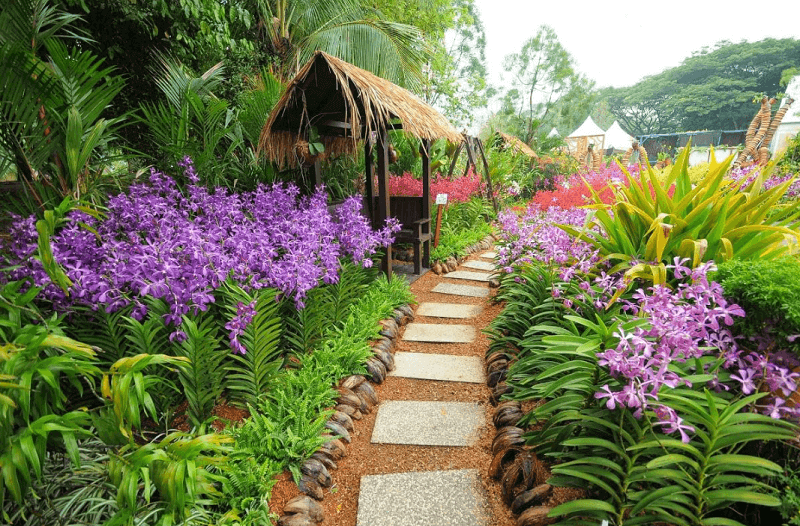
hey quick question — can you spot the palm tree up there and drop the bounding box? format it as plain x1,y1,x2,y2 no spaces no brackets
253,0,428,90
0,0,125,214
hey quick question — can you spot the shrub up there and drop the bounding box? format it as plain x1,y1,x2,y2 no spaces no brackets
714,257,800,355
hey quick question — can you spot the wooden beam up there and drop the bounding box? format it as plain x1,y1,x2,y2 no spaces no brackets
446,142,463,178
311,160,322,189
376,129,392,279
474,138,499,214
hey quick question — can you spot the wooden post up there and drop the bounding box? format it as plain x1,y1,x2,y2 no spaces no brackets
434,203,444,248
312,160,322,189
376,129,392,279
364,137,374,226
420,138,432,269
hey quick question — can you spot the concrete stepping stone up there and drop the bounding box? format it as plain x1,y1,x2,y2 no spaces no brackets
390,352,485,383
416,302,482,319
371,401,484,446
402,323,475,343
445,270,492,283
463,260,496,271
357,469,488,526
479,250,497,259
431,282,489,298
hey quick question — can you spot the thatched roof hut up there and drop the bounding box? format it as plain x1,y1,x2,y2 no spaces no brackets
495,132,538,159
258,51,461,168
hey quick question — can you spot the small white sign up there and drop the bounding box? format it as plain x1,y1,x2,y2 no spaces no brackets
435,193,448,205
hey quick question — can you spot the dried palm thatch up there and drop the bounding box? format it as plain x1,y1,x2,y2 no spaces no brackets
259,51,461,168
496,132,538,159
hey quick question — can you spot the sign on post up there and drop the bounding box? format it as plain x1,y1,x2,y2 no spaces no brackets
434,194,448,247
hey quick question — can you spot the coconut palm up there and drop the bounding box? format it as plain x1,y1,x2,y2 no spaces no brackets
254,0,427,90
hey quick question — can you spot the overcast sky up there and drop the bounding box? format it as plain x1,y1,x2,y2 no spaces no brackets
474,0,800,92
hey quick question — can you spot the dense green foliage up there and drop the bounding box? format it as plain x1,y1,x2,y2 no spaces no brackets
4,259,415,524
597,38,800,134
714,257,800,352
0,0,127,214
430,197,494,262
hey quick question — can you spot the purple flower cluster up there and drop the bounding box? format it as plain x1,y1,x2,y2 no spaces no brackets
594,259,747,440
733,165,800,201
225,300,257,355
496,205,599,273
2,159,399,346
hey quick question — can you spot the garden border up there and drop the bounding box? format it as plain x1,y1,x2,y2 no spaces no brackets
275,302,415,524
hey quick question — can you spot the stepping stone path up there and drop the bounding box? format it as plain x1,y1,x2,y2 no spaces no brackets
416,302,483,318
371,401,484,446
402,322,476,343
479,251,497,259
445,270,493,282
463,260,497,271
356,249,496,525
431,282,489,298
390,352,484,383
357,470,488,526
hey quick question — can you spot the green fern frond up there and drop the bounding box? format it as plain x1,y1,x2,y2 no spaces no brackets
173,313,225,428
220,285,285,408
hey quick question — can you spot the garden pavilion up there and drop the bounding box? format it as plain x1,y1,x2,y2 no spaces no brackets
258,51,461,279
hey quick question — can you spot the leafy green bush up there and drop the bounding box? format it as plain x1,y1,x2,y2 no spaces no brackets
430,197,494,263
224,272,413,523
777,131,800,176
714,257,800,353
777,464,800,526
0,281,99,510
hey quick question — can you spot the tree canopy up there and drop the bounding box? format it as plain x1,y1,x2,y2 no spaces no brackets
489,25,592,148
597,38,800,135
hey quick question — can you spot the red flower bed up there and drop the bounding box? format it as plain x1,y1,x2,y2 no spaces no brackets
386,167,484,203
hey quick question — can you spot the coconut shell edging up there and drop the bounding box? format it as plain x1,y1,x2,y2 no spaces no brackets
431,233,498,276
276,303,414,525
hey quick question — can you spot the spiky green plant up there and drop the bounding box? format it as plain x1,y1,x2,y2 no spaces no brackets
561,145,800,285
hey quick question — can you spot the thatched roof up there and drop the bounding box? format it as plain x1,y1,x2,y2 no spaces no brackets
496,132,538,159
259,51,461,168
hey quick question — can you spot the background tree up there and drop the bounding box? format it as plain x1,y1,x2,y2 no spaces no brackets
595,38,800,135
494,25,591,144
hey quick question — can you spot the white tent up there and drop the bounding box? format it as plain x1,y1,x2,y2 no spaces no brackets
547,127,560,138
565,116,605,153
604,120,635,151
567,116,605,139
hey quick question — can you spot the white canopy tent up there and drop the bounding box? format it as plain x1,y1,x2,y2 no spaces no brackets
547,127,560,138
564,116,605,156
604,120,635,151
